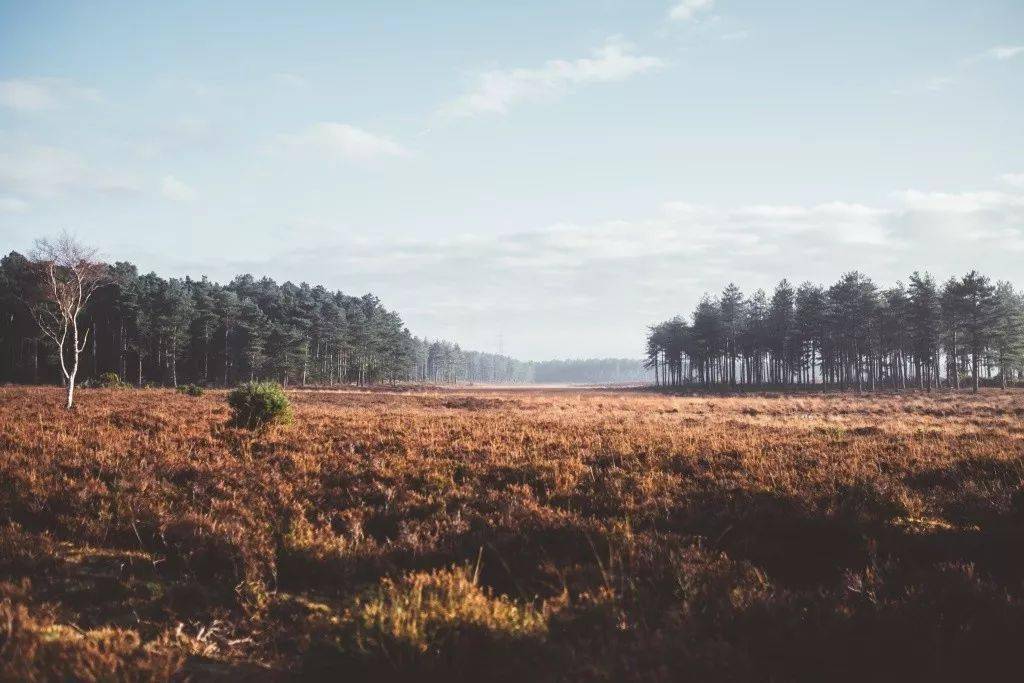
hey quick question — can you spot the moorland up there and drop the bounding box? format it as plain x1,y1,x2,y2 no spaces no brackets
1,385,1023,681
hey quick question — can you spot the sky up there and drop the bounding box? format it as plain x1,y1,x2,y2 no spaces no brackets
1,1,1022,360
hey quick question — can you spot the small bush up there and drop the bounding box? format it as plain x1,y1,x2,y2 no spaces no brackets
96,371,129,389
227,381,292,428
177,383,205,397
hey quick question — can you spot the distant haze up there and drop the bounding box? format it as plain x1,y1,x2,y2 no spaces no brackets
1,2,1022,359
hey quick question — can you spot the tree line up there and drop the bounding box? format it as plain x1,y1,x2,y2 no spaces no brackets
646,271,1024,392
0,243,650,391
1,248,423,389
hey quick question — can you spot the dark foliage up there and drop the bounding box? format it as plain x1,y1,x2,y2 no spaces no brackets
228,381,292,428
648,271,1023,391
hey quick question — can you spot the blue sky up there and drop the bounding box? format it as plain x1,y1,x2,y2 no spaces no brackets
1,1,1022,359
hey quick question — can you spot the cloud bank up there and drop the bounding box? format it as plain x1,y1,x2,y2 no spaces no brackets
164,183,1023,358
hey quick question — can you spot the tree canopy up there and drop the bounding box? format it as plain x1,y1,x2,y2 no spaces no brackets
1,252,416,387
646,271,1024,391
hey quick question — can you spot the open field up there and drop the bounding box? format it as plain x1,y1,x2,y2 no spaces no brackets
2,386,1023,681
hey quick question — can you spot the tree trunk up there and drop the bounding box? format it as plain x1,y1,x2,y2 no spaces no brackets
171,340,178,387
972,354,979,393
224,326,230,386
951,332,960,389
66,322,79,409
65,370,75,409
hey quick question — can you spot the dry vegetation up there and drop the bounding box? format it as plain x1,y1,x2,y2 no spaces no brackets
1,385,1023,681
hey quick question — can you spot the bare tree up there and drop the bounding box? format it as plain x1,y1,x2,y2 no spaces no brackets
27,233,108,409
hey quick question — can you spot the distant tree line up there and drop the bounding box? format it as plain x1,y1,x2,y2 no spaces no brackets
532,358,651,384
646,271,1024,392
409,341,650,385
409,340,535,384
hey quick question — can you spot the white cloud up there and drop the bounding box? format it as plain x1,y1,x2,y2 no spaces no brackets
251,187,1022,285
895,189,1024,213
889,189,1024,250
282,123,409,161
0,196,29,213
668,0,715,22
269,188,1021,288
160,175,198,202
986,45,1024,61
0,78,100,112
0,143,138,198
728,201,892,245
441,38,664,117
1000,173,1024,188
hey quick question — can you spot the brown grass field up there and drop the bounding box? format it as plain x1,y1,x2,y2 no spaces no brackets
1,385,1023,681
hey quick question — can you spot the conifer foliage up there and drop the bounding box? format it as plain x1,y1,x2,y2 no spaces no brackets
647,271,1023,391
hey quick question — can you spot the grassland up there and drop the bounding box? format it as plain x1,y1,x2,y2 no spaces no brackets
1,385,1023,681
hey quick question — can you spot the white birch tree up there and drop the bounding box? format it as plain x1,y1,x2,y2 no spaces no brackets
28,233,108,409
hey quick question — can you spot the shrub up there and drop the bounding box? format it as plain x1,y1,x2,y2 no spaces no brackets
227,381,292,428
96,371,128,389
177,383,205,397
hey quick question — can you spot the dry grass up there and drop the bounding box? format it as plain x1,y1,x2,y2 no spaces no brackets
1,385,1023,681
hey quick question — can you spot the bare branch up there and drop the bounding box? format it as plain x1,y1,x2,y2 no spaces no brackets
77,325,91,354
25,232,110,407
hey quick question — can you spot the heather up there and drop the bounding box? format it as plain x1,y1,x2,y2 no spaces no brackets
1,386,1022,680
